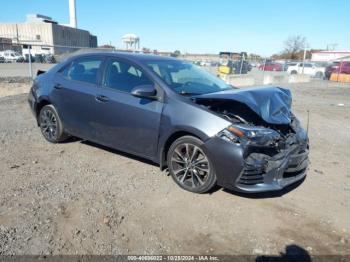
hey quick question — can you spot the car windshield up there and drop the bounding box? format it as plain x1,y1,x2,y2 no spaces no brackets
146,60,232,95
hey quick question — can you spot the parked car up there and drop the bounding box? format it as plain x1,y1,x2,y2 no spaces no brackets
43,54,56,64
200,61,211,67
258,62,283,71
0,50,24,63
24,54,35,63
284,62,298,71
287,62,325,78
250,62,259,68
325,61,350,79
16,56,25,63
28,53,309,194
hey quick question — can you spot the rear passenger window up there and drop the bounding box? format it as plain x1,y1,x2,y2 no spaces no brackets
104,59,153,93
61,57,102,84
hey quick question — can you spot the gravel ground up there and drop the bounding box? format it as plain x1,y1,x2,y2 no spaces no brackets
0,80,349,256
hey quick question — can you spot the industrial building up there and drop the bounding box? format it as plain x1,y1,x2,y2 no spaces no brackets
0,37,13,51
311,51,350,62
0,0,97,55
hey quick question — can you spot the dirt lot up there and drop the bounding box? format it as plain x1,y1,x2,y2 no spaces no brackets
0,79,349,256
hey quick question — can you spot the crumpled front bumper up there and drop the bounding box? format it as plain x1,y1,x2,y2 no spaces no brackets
237,140,309,192
203,129,309,193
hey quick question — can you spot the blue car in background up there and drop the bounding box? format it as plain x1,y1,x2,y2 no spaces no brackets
28,52,309,194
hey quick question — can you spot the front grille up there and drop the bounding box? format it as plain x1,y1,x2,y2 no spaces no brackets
238,166,265,185
239,153,267,186
283,168,306,179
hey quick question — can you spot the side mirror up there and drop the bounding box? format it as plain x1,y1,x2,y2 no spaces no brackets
131,84,157,99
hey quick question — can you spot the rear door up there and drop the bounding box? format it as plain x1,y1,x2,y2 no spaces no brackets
304,63,314,75
90,58,163,158
298,63,313,75
50,55,105,140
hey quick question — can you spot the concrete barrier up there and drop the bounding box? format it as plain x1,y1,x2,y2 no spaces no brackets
288,74,311,83
225,75,255,87
330,73,350,83
263,75,288,85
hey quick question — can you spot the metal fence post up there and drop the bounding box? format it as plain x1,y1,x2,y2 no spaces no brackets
28,45,33,80
262,58,266,78
302,47,307,74
239,57,244,75
337,60,343,82
263,58,267,72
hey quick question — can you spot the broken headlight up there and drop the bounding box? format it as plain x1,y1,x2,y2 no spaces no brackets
217,125,281,146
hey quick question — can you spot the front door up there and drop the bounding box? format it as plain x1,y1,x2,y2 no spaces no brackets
90,58,163,158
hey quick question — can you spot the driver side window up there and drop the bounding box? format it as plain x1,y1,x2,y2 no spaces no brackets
104,59,153,93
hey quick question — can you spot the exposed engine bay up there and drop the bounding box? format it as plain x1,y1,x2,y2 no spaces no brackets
193,98,297,137
192,87,309,192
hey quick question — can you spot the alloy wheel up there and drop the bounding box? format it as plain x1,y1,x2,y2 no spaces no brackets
40,109,58,141
170,143,210,189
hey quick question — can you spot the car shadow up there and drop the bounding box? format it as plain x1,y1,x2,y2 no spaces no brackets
80,140,159,167
60,136,81,144
65,138,306,198
256,244,312,262
222,177,306,199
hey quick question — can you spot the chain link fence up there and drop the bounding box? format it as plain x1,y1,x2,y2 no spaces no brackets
1,42,349,85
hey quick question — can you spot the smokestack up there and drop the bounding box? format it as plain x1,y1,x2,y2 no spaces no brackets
69,0,77,28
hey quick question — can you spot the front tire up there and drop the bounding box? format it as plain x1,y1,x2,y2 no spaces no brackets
167,136,217,193
39,105,69,143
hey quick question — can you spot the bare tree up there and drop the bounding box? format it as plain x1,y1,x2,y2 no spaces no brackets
283,35,306,60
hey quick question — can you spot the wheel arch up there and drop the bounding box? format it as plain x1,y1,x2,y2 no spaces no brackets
35,97,52,125
159,129,208,170
315,71,324,77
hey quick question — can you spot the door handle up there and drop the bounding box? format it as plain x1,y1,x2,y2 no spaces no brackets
95,95,109,103
54,83,63,90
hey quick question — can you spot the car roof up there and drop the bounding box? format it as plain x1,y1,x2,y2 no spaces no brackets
70,52,179,63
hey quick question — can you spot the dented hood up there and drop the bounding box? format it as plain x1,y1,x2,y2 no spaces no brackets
194,86,292,124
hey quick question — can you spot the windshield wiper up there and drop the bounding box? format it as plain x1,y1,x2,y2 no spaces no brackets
179,91,201,96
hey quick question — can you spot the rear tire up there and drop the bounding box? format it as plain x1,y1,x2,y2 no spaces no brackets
315,72,323,78
167,136,217,193
291,70,297,75
39,105,69,143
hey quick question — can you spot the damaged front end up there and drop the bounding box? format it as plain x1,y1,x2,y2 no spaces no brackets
196,87,309,192
219,119,309,192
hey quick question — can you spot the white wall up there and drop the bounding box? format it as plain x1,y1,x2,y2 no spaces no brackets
311,52,350,62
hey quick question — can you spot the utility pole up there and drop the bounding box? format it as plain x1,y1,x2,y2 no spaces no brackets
326,43,338,51
302,42,309,74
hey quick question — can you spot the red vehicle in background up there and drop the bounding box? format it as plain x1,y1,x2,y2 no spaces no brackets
325,61,350,79
258,62,283,71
